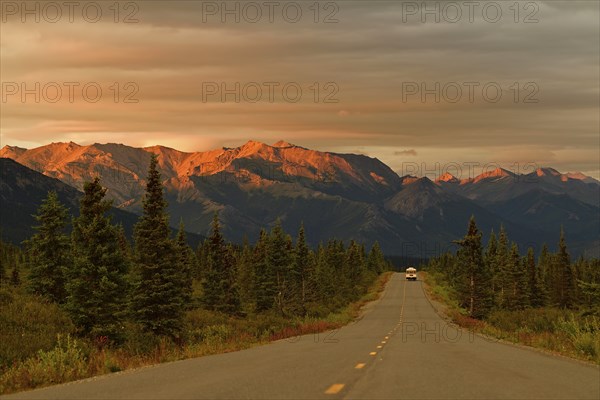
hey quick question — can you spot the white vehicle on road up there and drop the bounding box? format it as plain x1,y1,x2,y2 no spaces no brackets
405,267,417,281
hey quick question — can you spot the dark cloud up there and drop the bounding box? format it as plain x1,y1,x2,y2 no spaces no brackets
1,1,598,177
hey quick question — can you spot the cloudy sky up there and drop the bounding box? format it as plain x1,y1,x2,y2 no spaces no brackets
1,1,598,178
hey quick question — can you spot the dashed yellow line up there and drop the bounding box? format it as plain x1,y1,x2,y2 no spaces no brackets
325,275,410,395
325,384,345,394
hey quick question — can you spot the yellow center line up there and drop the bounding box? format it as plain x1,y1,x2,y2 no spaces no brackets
377,345,383,349
370,351,377,356
355,363,366,369
325,384,345,394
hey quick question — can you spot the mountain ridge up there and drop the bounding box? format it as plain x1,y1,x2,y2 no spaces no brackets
2,141,596,188
1,141,598,256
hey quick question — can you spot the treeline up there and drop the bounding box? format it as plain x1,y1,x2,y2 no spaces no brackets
427,216,600,319
1,154,390,342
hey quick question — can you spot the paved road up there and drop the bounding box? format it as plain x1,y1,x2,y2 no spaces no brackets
5,273,599,399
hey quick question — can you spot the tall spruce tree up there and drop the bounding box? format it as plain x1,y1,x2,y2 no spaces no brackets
526,247,547,307
130,154,185,337
454,216,492,318
268,219,293,315
485,231,498,300
538,243,553,301
511,243,530,309
495,225,510,308
291,223,312,314
505,242,519,310
203,213,240,314
26,191,71,303
254,229,275,312
224,243,242,314
326,239,347,306
237,237,256,314
367,241,386,274
175,221,195,308
195,239,209,281
345,240,366,300
557,227,576,308
67,178,128,339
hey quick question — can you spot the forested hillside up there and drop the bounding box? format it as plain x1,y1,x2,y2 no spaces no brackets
0,155,391,394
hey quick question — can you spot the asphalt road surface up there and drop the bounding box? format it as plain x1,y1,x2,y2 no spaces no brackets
5,273,599,399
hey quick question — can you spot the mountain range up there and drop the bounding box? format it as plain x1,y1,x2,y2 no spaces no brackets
1,141,598,257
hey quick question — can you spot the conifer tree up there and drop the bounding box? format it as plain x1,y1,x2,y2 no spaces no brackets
130,154,185,337
367,241,385,274
326,239,347,305
314,243,333,307
26,191,71,303
203,213,240,314
237,237,256,314
485,231,498,299
116,223,132,260
224,242,242,314
195,239,209,280
175,220,195,308
578,280,600,312
510,243,529,309
268,219,293,315
454,216,492,318
291,223,312,314
557,227,576,308
495,225,510,308
67,177,128,339
538,243,553,300
526,247,547,307
10,265,20,286
202,213,225,309
254,229,274,312
505,242,519,309
346,240,366,299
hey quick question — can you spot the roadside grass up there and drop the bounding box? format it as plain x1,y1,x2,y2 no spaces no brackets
0,288,76,366
421,271,600,364
0,272,392,395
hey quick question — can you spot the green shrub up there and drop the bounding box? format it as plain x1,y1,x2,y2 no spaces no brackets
573,333,598,359
0,334,87,393
487,308,566,333
0,288,75,367
555,314,600,360
121,323,161,356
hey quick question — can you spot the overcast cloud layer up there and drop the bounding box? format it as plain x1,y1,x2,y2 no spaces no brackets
1,1,598,178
